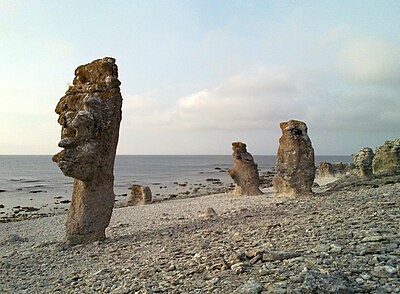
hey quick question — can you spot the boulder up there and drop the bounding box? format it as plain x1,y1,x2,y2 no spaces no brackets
127,185,152,206
52,57,122,245
272,120,316,196
352,147,374,177
372,138,400,174
228,142,263,196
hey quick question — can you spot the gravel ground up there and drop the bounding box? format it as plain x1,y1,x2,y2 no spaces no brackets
0,178,399,293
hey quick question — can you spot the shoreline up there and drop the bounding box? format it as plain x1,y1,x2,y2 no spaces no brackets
0,170,276,223
1,175,399,292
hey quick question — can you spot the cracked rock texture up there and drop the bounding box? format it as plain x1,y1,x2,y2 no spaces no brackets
373,138,400,175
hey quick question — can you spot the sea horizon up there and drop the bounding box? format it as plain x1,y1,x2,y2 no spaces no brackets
0,155,352,218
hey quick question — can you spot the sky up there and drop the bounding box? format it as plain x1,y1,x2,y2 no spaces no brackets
0,0,399,155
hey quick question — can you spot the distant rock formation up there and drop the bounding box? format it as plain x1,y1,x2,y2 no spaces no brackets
272,120,315,196
318,162,336,177
352,147,374,177
317,162,356,178
52,57,123,245
372,138,400,174
228,142,263,196
127,185,152,206
331,162,356,175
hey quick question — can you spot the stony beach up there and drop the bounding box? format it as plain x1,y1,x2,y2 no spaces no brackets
1,175,399,293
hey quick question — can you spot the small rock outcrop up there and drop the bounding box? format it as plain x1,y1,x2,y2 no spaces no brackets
52,57,123,245
352,147,374,177
317,161,357,178
228,142,263,196
127,185,152,206
318,162,336,177
272,120,316,196
372,138,400,174
332,162,356,175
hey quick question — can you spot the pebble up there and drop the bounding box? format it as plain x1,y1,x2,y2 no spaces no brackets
234,280,262,294
372,265,398,278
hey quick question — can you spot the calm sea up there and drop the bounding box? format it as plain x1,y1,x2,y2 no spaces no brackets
0,155,351,214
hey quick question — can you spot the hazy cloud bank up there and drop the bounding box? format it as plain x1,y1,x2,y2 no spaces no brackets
123,61,400,135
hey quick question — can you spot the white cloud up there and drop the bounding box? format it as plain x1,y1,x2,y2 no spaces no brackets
122,65,400,136
339,37,400,86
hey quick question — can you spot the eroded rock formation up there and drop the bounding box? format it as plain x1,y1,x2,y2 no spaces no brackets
127,185,152,206
352,147,374,177
372,138,400,174
52,57,122,245
332,162,356,175
317,161,357,178
228,142,263,196
272,120,315,196
318,162,336,178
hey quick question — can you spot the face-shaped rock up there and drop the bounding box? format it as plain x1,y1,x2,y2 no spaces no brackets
53,57,121,182
53,95,100,180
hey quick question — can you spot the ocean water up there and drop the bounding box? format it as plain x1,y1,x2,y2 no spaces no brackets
0,155,351,215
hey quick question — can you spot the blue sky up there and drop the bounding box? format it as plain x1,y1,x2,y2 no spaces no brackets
1,0,399,155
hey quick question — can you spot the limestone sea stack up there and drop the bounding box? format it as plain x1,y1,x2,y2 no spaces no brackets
372,138,400,174
352,147,374,177
127,185,152,206
272,120,316,196
228,142,263,196
52,57,123,245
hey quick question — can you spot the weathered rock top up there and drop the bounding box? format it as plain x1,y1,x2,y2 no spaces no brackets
280,119,309,140
71,57,120,94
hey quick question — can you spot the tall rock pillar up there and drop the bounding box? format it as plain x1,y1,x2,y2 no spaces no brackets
228,142,263,196
272,120,315,196
53,57,123,245
352,147,374,177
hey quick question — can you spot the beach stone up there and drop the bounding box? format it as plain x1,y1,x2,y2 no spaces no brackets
301,270,354,293
372,265,397,278
52,57,122,245
372,138,400,174
272,120,316,196
228,142,263,196
200,207,218,219
234,280,262,294
352,147,374,177
127,185,152,206
261,250,302,262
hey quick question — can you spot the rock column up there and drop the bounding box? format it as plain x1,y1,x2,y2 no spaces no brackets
352,147,374,177
372,139,400,174
228,142,263,196
127,185,152,206
272,120,315,196
53,57,122,245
